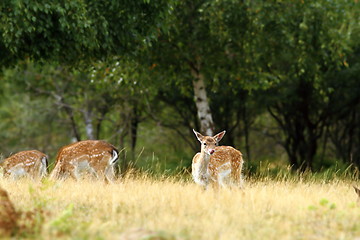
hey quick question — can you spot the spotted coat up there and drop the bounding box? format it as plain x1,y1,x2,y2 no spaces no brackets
50,140,119,182
0,150,48,179
192,130,244,189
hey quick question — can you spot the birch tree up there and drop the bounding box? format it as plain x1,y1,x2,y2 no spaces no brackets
142,0,259,137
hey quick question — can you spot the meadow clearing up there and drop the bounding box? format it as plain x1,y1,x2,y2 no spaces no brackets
1,173,360,240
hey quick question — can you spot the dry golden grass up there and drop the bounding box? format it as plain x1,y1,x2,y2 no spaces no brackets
0,174,360,240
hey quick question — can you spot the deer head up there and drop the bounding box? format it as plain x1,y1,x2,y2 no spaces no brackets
193,129,226,155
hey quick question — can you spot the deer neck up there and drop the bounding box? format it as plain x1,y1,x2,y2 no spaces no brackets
192,150,212,187
197,151,211,174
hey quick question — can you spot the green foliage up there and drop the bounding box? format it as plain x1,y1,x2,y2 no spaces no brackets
1,0,93,64
0,88,63,157
308,198,337,214
1,0,360,174
246,0,360,171
0,0,174,66
49,203,75,235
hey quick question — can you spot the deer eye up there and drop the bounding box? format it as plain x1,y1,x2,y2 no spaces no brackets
203,142,207,146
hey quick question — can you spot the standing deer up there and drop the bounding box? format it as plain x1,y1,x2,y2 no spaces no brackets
192,129,244,189
0,150,48,180
50,140,119,182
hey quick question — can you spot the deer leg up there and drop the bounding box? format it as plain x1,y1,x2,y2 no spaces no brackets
104,165,116,183
231,160,244,188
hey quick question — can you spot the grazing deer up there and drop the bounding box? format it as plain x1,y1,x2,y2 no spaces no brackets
50,140,119,182
0,150,48,180
192,129,244,189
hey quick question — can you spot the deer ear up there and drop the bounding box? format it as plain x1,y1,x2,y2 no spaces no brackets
193,129,204,142
214,130,226,143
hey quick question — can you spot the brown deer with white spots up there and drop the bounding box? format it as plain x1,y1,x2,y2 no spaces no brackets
50,140,119,182
192,129,244,189
0,150,48,180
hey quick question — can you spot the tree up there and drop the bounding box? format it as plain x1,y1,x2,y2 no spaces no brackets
0,67,68,157
249,0,358,171
327,51,360,168
0,0,174,169
142,0,265,139
0,0,173,66
2,58,154,169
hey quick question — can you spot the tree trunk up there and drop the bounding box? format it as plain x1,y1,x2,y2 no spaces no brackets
190,67,214,136
130,106,139,159
54,95,81,141
243,107,251,163
83,108,95,140
118,126,128,175
63,105,81,141
95,106,109,139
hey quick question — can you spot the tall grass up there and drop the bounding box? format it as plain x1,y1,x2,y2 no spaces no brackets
0,171,360,239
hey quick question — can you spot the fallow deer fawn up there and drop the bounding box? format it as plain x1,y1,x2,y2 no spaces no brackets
0,150,48,180
192,129,244,189
50,140,119,182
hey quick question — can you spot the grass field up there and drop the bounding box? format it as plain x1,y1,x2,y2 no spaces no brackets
1,173,360,240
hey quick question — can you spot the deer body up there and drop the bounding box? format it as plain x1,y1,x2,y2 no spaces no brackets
192,130,244,189
50,140,119,182
0,150,48,179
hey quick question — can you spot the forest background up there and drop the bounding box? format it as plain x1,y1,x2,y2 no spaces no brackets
1,0,360,177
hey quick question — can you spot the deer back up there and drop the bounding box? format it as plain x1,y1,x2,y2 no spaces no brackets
53,140,119,177
208,146,243,178
0,150,48,179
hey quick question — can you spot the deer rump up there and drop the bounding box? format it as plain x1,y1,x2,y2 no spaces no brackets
0,150,48,180
50,140,119,181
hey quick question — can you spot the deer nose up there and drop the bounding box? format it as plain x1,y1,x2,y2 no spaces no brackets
209,149,215,155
